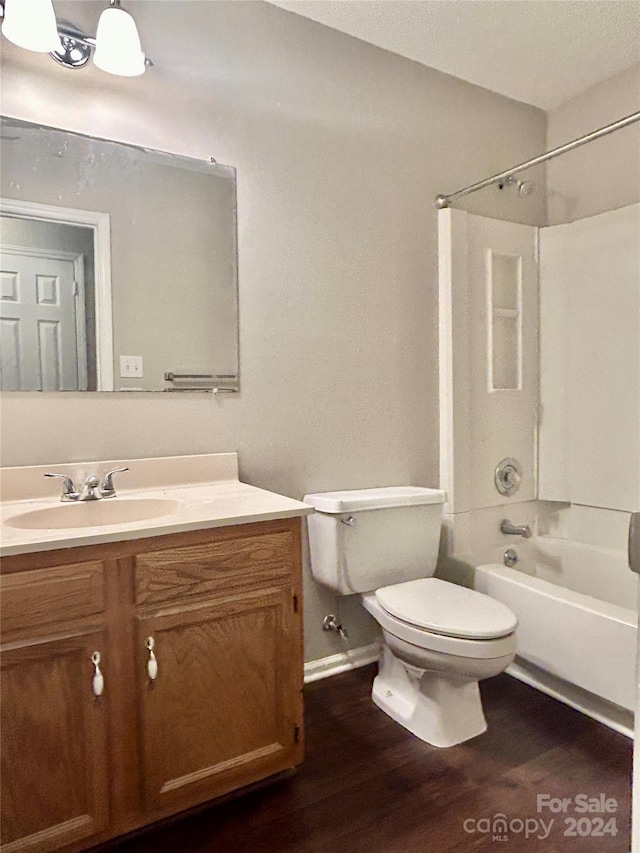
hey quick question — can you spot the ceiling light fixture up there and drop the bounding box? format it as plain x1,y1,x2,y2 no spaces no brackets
1,0,152,77
93,0,145,76
1,0,59,53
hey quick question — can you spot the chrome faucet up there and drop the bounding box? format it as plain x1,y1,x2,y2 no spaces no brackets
44,467,129,502
99,467,129,498
79,475,102,502
500,519,532,539
43,472,80,502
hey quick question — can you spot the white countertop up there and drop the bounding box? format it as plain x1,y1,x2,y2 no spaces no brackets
0,453,313,558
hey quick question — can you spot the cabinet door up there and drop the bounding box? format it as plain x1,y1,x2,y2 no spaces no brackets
0,630,110,853
137,585,300,815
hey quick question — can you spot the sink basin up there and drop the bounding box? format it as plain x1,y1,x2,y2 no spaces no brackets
6,498,182,530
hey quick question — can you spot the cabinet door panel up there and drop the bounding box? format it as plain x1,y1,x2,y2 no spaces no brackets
0,631,110,853
137,586,299,814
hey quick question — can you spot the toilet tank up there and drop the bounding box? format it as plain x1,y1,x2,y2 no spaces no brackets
304,487,446,595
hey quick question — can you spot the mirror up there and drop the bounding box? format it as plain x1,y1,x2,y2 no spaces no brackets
0,116,238,392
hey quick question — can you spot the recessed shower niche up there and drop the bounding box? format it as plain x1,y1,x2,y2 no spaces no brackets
489,251,522,392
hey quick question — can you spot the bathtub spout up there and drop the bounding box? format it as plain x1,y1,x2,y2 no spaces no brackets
501,519,532,539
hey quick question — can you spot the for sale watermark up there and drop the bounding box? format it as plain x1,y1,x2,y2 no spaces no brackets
463,793,619,842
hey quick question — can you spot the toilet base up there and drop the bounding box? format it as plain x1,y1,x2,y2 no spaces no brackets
371,646,487,748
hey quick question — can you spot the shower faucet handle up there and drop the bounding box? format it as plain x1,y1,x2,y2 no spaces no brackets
629,513,640,575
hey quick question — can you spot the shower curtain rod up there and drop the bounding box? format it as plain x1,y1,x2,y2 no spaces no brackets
434,110,640,209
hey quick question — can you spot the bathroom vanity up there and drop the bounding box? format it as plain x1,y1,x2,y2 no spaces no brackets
0,454,311,853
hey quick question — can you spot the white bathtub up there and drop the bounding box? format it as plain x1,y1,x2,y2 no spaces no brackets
475,537,637,734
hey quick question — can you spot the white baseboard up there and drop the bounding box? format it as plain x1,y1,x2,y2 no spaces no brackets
507,660,633,739
304,642,381,684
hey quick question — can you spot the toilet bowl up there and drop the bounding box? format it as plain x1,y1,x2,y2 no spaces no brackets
304,486,518,748
362,578,516,747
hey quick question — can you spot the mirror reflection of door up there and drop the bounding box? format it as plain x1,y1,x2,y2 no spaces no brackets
0,246,89,391
0,208,105,391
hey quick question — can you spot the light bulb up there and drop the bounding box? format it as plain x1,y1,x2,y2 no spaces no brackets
93,5,145,77
2,0,60,53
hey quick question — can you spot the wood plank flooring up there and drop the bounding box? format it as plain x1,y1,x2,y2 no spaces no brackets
104,666,632,852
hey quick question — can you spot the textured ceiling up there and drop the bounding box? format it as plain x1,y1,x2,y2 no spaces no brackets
266,0,640,110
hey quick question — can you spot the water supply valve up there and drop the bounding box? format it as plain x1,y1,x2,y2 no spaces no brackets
322,614,348,640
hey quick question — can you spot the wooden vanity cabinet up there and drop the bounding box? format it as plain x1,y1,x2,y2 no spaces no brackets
0,518,304,853
1,560,112,853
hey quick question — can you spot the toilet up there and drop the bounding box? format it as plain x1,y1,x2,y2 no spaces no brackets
304,486,518,748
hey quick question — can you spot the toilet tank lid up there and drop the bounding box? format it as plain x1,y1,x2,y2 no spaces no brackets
303,486,445,514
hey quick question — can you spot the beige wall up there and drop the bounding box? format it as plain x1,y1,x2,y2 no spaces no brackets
547,62,640,225
0,0,546,661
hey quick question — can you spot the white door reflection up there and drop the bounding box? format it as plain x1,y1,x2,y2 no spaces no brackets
1,246,88,391
0,201,113,391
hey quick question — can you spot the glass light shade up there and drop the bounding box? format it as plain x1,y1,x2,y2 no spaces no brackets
93,6,145,77
2,0,60,53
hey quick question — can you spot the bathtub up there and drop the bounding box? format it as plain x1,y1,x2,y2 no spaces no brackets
475,537,637,735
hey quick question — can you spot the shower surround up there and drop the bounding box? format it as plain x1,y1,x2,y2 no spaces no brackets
438,202,639,732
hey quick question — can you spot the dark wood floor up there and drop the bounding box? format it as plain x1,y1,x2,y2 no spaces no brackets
107,666,632,853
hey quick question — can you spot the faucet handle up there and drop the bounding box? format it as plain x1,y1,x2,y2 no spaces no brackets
44,472,79,502
100,467,129,498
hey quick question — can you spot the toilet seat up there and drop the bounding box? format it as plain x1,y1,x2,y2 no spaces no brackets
362,590,517,660
376,578,517,639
